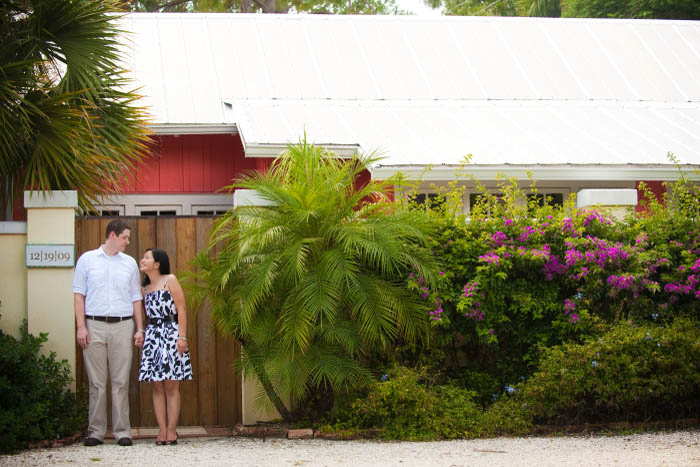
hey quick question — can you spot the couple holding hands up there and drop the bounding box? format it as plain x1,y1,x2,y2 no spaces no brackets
73,220,193,447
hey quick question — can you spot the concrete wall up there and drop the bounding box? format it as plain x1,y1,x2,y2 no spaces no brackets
0,222,28,338
241,377,284,425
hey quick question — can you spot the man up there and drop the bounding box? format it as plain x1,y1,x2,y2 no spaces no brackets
73,219,145,446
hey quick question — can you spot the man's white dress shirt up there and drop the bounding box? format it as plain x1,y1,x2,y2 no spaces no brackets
72,246,142,317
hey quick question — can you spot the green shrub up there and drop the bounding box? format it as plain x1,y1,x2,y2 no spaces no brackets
0,322,86,453
518,318,700,425
323,366,530,440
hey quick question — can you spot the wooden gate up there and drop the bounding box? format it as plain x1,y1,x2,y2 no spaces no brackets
75,216,241,428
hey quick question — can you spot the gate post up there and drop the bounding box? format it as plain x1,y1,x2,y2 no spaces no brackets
24,190,78,387
233,189,285,425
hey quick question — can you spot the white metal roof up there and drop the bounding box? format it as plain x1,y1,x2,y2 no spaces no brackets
119,13,700,178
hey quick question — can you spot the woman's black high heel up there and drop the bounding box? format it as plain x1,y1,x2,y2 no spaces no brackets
165,433,178,446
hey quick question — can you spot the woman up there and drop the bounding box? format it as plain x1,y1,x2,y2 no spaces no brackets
138,248,193,445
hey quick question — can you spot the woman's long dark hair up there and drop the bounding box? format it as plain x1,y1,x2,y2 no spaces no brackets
142,248,171,287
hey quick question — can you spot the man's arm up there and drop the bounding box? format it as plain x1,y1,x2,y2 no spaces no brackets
74,293,89,349
128,259,145,347
133,299,145,348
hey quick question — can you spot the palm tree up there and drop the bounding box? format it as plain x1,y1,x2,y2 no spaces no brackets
0,0,150,218
190,140,439,421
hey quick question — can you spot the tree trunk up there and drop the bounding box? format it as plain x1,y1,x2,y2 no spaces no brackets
254,365,293,422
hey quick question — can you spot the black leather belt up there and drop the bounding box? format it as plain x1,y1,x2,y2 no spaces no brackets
86,315,133,323
148,315,178,326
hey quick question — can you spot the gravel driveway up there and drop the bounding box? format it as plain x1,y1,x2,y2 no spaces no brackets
2,431,699,467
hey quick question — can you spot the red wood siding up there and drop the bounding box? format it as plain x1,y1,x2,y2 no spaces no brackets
128,134,270,193
636,180,666,213
12,194,25,221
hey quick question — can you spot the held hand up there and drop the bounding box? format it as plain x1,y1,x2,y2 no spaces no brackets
76,327,89,349
176,338,188,355
134,331,144,348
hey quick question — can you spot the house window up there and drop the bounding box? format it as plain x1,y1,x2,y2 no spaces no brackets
469,193,505,215
195,210,229,216
137,206,181,216
411,193,444,210
527,193,564,208
192,205,231,216
88,205,125,216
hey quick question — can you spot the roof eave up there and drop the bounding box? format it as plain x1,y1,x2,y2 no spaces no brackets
244,142,362,158
150,124,239,135
371,164,700,181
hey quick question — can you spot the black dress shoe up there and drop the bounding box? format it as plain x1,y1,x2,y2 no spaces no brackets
117,437,133,446
84,437,104,446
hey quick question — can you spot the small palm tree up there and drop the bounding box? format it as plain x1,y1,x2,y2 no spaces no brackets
1,0,150,217
190,140,439,420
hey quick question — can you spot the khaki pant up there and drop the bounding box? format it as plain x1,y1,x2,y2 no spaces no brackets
83,319,134,441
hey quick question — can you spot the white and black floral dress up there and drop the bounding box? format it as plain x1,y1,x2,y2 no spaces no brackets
138,280,193,382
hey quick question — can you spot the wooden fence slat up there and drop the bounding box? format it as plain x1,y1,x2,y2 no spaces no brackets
156,217,177,269
137,217,157,427
123,217,141,425
176,217,198,425
75,218,103,397
216,334,238,425
212,230,240,426
195,217,218,426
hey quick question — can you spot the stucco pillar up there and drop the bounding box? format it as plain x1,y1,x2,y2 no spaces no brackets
577,189,638,219
0,222,28,338
24,190,78,385
233,189,284,425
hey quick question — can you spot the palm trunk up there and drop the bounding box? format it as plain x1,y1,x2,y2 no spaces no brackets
253,365,293,422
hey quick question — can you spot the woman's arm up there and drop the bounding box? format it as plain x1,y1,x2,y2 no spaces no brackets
168,274,188,355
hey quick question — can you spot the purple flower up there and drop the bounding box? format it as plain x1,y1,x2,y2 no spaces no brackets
562,218,575,235
517,225,537,243
479,251,501,265
690,259,700,272
565,249,583,266
543,255,566,279
568,313,579,324
491,231,508,246
607,274,635,290
564,299,576,315
463,282,478,298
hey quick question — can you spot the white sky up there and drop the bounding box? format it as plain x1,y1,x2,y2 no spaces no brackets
397,0,443,16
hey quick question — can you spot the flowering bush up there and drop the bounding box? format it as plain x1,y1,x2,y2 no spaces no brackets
402,171,700,405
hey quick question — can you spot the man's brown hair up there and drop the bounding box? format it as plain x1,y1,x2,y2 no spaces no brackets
105,219,131,238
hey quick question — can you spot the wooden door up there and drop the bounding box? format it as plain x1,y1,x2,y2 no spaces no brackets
74,216,242,427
